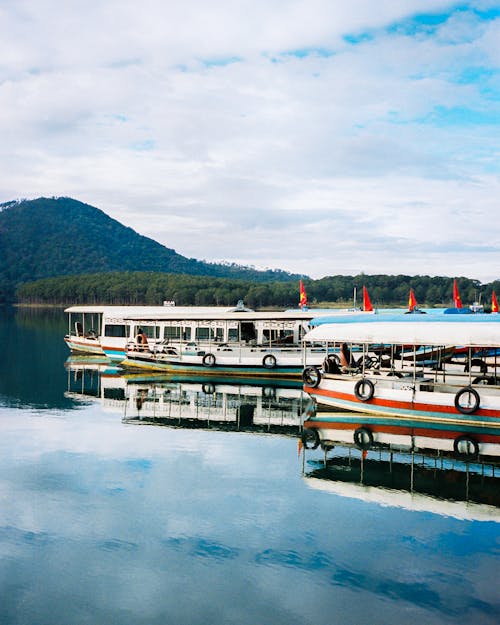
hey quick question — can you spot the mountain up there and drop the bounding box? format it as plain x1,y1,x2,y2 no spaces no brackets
0,197,300,301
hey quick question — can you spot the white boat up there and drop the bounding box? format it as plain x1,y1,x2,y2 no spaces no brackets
301,321,500,444
120,307,371,377
64,304,242,360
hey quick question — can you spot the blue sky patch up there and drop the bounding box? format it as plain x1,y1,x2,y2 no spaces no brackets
420,105,500,126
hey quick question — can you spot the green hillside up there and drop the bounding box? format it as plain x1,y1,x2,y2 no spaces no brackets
0,197,300,302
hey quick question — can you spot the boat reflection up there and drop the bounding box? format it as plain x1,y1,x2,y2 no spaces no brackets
65,356,309,436
301,419,500,522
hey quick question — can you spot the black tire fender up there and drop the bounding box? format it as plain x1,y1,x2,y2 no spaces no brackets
263,354,277,369
354,427,374,450
454,387,480,414
354,378,375,402
202,353,216,367
301,428,320,450
453,435,479,460
302,366,321,388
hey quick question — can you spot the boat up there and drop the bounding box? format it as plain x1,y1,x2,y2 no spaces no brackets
119,305,373,377
64,304,249,360
121,310,327,377
301,321,500,442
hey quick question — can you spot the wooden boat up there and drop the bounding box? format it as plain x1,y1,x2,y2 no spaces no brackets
301,321,500,440
64,304,248,360
120,307,370,377
64,302,371,363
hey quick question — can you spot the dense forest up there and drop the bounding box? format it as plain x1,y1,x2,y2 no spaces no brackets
3,196,499,310
0,197,299,302
16,271,500,310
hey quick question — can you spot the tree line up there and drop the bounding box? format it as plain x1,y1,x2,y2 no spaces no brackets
14,271,500,310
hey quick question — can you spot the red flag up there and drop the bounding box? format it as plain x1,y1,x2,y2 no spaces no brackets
363,286,373,312
453,279,462,309
299,280,308,309
408,288,418,312
492,290,499,313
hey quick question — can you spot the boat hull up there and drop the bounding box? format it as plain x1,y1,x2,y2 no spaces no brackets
64,335,105,356
121,345,328,378
304,373,500,429
121,354,303,378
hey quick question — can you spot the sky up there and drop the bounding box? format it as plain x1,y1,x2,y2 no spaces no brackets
1,1,499,282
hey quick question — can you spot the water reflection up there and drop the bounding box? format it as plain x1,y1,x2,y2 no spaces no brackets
302,425,500,522
2,309,500,624
66,355,500,522
0,306,73,409
65,355,308,436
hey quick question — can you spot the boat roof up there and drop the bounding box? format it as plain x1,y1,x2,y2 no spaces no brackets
304,320,500,347
64,305,244,315
123,310,335,322
64,305,369,322
310,310,500,326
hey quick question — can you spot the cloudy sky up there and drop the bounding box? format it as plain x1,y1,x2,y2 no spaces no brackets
1,1,499,281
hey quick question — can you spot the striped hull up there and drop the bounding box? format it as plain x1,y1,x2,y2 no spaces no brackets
64,337,104,356
101,346,127,361
304,375,500,429
121,356,302,378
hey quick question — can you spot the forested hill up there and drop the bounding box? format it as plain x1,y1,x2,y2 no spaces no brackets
0,197,299,301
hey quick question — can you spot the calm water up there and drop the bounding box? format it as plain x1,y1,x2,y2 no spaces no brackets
0,307,499,625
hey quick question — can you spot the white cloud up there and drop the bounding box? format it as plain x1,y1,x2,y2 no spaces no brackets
0,1,499,281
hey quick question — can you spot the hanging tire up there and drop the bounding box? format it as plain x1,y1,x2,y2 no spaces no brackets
263,354,277,369
453,435,479,460
323,354,341,374
303,366,321,388
202,353,216,367
354,427,374,450
301,428,320,450
202,383,215,394
354,378,375,401
454,387,480,414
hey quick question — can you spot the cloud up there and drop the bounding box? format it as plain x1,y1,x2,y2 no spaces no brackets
0,1,499,281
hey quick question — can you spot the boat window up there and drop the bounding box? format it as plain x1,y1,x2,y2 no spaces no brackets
240,322,256,342
104,324,127,338
228,328,239,342
263,329,279,344
164,326,181,340
133,325,158,339
196,327,214,341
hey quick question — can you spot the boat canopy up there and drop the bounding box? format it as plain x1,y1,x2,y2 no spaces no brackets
64,305,240,315
303,321,500,348
309,310,500,327
122,310,327,322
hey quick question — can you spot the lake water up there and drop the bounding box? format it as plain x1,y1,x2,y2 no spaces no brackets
0,307,499,625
